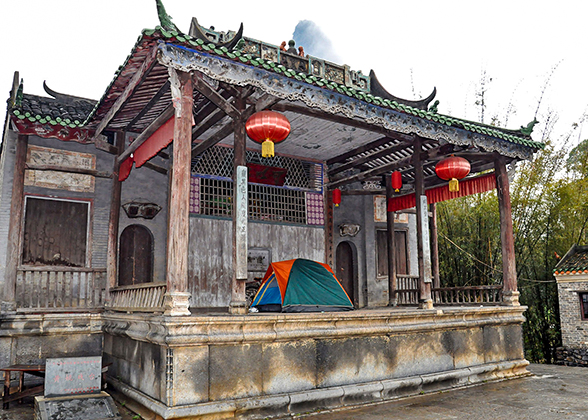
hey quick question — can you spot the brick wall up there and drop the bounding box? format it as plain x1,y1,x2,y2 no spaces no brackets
557,278,588,349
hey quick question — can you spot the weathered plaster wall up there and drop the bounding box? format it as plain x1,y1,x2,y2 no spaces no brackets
24,135,114,268
556,278,588,349
188,217,325,308
119,162,169,283
102,307,528,419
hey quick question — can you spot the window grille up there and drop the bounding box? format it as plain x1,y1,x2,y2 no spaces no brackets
198,177,307,224
192,145,322,191
200,178,233,217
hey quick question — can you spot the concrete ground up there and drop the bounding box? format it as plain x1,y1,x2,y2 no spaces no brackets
1,364,586,420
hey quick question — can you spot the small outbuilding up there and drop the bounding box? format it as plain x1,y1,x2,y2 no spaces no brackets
554,245,588,366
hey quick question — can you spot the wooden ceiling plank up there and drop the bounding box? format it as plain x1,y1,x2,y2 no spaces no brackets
328,140,413,176
126,81,171,131
93,45,159,140
327,144,450,189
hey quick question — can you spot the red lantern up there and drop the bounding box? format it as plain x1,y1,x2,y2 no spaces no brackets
332,188,341,207
435,155,471,192
245,110,290,157
391,171,402,193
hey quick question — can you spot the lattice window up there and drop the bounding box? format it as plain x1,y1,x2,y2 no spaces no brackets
200,178,233,217
198,177,308,224
249,184,306,224
192,145,322,191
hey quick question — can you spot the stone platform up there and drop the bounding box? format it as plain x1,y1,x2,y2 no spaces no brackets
102,306,529,419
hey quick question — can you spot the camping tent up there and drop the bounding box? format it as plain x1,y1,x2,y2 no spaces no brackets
250,259,354,312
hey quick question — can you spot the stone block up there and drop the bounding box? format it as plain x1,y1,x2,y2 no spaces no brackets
442,328,485,369
390,332,454,378
483,324,524,363
316,336,397,388
172,346,209,405
209,344,262,401
288,386,344,414
261,340,317,394
15,334,102,365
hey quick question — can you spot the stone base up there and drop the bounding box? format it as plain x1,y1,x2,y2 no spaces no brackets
419,299,434,310
228,300,248,315
107,360,530,420
555,346,588,367
163,292,191,316
102,306,528,419
502,290,520,306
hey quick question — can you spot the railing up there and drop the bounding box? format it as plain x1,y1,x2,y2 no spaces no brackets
432,285,503,305
396,275,419,305
108,282,167,312
395,276,503,306
16,266,106,312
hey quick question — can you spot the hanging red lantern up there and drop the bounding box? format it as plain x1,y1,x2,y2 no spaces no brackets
435,155,471,192
391,171,402,193
245,110,290,157
332,188,341,207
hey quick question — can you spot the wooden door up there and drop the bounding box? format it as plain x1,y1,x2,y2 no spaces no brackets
376,229,409,276
118,225,153,286
336,241,355,305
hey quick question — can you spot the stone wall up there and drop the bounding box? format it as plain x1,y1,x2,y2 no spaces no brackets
103,307,529,419
556,278,588,348
555,346,588,367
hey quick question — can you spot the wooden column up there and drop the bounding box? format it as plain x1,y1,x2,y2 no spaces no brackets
413,137,433,309
229,94,248,315
105,131,125,306
163,69,193,316
385,175,397,306
2,134,28,312
495,156,519,306
430,203,441,289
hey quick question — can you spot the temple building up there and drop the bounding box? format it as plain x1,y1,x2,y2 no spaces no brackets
0,1,544,418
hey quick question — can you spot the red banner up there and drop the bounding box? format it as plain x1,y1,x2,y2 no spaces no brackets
388,173,497,212
247,163,287,186
133,116,175,168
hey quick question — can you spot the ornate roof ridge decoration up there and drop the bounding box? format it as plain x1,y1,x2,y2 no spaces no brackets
77,14,544,152
369,70,436,111
43,81,96,107
156,42,544,158
155,0,180,32
189,17,243,50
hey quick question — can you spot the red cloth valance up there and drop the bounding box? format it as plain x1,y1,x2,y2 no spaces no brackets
387,173,497,212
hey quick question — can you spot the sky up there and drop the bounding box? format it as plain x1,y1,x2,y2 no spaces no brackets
1,0,587,148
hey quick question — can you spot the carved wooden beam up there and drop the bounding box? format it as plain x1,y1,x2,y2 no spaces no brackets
192,72,239,119
191,92,281,156
327,144,449,189
93,45,158,140
117,104,174,165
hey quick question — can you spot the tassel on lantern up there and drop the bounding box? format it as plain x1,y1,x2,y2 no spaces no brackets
449,178,459,192
261,139,274,158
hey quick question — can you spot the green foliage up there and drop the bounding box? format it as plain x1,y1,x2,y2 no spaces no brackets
437,137,588,363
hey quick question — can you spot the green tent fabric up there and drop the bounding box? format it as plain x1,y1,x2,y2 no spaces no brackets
250,259,354,312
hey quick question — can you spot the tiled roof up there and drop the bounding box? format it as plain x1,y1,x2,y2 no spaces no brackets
135,27,545,151
554,245,588,275
9,21,545,153
11,91,96,129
